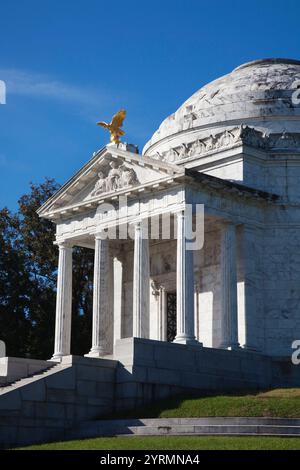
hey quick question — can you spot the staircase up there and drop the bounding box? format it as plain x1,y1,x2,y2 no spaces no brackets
0,355,117,448
0,364,59,391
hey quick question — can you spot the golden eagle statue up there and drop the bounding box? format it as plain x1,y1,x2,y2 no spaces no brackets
97,109,126,144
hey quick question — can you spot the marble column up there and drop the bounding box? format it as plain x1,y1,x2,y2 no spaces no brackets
113,255,124,344
194,281,201,341
88,234,111,357
158,286,167,341
174,210,197,345
52,242,73,361
132,221,150,338
219,222,240,350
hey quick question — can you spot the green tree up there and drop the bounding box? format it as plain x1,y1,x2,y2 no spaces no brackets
0,178,94,359
16,178,60,358
0,208,31,356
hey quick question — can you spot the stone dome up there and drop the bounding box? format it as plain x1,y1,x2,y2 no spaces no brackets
143,58,300,157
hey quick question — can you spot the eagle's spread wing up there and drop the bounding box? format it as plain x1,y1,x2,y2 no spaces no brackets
97,121,110,129
111,109,126,129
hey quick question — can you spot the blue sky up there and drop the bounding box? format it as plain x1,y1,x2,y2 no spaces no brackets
1,0,300,209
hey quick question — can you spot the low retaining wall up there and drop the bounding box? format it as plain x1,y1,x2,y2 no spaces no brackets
113,338,300,410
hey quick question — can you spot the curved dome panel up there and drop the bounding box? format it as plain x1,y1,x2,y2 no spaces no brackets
143,59,300,157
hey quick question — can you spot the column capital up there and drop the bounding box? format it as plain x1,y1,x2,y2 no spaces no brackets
151,280,165,298
133,220,143,230
129,218,147,228
151,280,160,298
130,219,149,239
173,208,186,219
94,231,107,241
55,240,73,250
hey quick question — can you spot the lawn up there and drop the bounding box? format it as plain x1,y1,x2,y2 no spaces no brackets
19,436,300,451
108,388,300,419
14,389,300,450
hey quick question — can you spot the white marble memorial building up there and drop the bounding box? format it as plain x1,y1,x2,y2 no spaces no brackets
37,58,300,360
3,58,300,447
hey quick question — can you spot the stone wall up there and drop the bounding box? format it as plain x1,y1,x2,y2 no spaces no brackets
113,338,271,413
263,225,300,356
113,338,300,411
0,356,117,448
1,339,300,447
0,357,53,385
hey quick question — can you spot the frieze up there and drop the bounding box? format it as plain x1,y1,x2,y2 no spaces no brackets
149,126,300,163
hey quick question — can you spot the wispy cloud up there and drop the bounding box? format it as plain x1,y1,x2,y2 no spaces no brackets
0,69,105,105
0,153,28,172
0,68,145,143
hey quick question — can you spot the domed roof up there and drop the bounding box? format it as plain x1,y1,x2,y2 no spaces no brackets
143,59,300,156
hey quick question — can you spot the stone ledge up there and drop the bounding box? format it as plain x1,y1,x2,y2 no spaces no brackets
61,355,118,368
0,357,55,383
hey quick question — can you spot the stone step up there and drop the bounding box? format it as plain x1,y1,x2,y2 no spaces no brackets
68,417,300,439
99,417,300,426
126,424,300,436
0,364,63,394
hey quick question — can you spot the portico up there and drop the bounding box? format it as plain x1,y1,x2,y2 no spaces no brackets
41,141,266,362
37,120,283,360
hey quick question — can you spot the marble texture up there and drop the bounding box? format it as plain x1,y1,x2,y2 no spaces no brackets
143,59,300,156
52,243,73,361
219,223,240,350
132,222,150,338
174,211,197,345
87,235,113,357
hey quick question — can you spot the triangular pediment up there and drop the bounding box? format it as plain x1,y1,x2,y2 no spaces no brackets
38,144,182,219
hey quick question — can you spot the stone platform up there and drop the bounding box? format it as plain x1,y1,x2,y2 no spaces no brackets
113,338,300,410
0,338,300,447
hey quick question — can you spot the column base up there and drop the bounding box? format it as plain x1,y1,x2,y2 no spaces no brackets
173,336,202,346
49,353,64,362
85,348,108,358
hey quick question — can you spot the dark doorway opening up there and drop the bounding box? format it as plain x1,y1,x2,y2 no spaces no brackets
167,292,177,342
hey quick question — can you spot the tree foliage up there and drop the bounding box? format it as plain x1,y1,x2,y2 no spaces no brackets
0,178,94,359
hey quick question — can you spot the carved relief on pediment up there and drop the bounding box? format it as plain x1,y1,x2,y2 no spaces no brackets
90,161,140,197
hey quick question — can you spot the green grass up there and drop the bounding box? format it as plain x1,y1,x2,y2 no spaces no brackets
108,388,300,420
18,436,300,450
14,389,300,450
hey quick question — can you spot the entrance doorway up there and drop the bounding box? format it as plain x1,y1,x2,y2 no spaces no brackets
166,292,177,342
